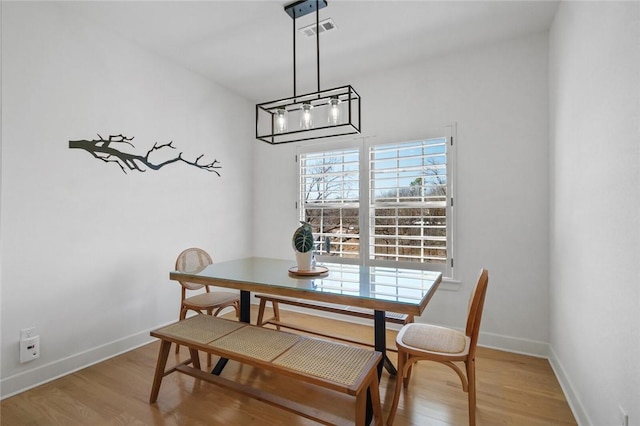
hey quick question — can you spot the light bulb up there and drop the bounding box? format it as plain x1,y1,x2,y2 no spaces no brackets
274,108,287,134
328,96,341,125
300,102,313,130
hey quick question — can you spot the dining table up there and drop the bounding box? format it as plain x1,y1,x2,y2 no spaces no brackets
170,256,441,425
170,256,442,375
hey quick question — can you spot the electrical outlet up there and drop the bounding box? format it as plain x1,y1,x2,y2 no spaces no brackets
19,335,40,363
619,406,628,426
20,327,36,340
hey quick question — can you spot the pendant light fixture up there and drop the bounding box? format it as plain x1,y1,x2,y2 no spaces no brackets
256,0,361,145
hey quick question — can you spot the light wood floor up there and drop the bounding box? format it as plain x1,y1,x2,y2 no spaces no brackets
1,308,576,425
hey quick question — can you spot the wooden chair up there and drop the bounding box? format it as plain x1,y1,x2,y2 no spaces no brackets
386,269,489,426
174,248,240,358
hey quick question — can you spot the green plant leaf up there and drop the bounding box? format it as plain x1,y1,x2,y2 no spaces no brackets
292,222,314,252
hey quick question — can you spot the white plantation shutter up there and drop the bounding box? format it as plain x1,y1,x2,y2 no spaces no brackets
369,138,449,271
299,148,361,259
298,126,455,278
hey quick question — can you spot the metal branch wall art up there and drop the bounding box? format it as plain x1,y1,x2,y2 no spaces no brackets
69,134,221,176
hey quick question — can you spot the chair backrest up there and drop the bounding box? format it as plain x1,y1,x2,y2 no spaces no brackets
465,269,489,354
175,248,213,291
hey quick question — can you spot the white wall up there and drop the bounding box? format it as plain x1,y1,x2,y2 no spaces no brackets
8,5,638,422
254,33,551,355
549,2,640,425
0,2,254,397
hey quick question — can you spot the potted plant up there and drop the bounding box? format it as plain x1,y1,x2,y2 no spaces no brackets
292,221,314,270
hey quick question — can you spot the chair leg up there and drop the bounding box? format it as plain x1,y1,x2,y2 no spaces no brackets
466,357,477,426
403,352,413,388
386,349,407,425
205,308,213,366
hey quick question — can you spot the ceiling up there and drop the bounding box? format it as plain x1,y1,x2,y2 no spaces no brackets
62,1,559,102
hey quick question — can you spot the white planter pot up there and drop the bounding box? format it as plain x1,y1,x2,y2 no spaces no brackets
295,251,313,271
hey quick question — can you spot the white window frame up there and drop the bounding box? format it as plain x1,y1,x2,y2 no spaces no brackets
297,124,456,279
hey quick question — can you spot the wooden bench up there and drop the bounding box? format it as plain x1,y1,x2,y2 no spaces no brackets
256,294,414,350
149,314,383,426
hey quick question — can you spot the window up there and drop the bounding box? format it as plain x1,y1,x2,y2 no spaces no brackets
298,125,455,278
299,148,361,258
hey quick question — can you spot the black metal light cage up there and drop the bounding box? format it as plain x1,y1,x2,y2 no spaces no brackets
256,85,361,144
255,0,362,145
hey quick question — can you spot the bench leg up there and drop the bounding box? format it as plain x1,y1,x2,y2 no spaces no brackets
176,306,187,354
356,391,366,426
272,301,281,330
188,348,201,370
357,370,383,426
369,377,383,425
150,340,172,403
256,299,281,330
257,298,267,326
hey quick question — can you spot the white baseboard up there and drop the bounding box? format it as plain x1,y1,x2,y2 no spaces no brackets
0,327,157,400
477,330,550,358
0,301,585,426
547,346,591,426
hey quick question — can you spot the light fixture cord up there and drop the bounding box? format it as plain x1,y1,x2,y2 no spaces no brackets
293,6,297,99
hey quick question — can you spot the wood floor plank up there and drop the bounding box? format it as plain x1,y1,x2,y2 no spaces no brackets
1,308,577,425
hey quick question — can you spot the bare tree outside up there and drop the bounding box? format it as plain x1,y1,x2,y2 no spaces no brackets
301,150,360,258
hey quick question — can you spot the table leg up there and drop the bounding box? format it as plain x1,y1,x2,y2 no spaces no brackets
373,310,385,375
383,355,398,376
211,357,228,375
239,290,251,323
213,290,252,375
366,310,388,425
374,310,398,375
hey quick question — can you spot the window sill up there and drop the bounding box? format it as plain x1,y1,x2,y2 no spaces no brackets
439,278,461,291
